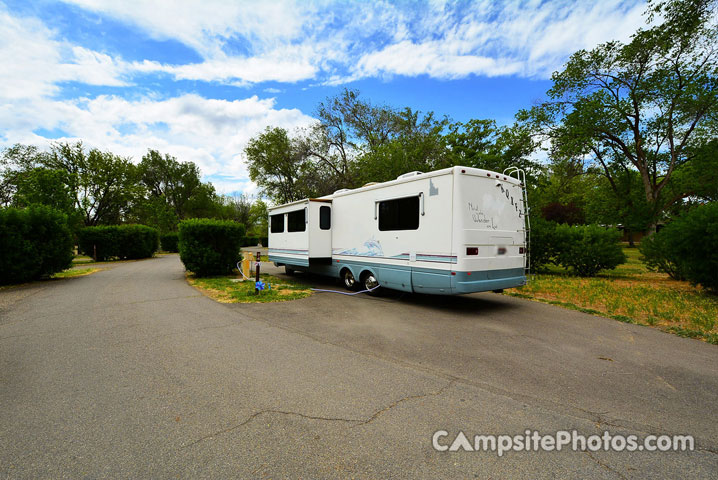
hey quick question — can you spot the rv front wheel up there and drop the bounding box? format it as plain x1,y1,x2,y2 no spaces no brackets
342,269,357,290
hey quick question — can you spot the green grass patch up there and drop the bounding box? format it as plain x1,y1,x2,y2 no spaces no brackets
51,267,101,279
187,272,312,303
509,246,718,344
72,255,95,264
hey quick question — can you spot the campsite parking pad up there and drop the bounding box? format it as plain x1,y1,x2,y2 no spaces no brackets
1,255,716,478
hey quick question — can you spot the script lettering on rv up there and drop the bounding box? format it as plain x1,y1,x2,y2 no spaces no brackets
498,183,523,218
467,202,498,230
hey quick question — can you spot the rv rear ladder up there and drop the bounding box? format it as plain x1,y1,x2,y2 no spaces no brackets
503,167,530,279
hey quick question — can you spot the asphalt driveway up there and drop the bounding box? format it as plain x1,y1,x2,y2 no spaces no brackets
0,255,716,478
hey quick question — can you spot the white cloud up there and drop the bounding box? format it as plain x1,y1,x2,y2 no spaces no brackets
2,0,652,192
0,8,133,100
0,93,314,193
59,0,647,83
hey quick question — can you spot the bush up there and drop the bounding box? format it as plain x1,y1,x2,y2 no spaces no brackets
553,224,626,276
0,205,74,284
160,232,179,252
639,230,686,280
117,225,159,259
529,217,559,271
640,203,718,292
260,236,268,247
77,225,158,261
178,219,245,276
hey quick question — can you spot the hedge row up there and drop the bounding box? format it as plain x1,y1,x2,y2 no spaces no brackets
77,225,159,261
0,205,74,284
178,219,245,276
531,219,626,276
160,232,179,252
640,203,718,293
241,236,268,247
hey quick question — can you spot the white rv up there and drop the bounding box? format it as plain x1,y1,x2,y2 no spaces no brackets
268,166,529,295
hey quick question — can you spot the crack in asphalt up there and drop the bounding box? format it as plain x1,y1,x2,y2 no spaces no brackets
182,379,456,448
353,379,456,427
224,306,718,452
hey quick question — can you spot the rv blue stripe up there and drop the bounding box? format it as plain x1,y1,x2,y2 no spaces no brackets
268,254,309,267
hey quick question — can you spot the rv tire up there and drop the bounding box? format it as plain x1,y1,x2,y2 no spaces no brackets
361,271,382,296
341,269,358,290
285,266,295,276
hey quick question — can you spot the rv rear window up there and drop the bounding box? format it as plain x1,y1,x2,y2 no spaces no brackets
270,214,284,233
378,196,420,231
287,209,306,232
320,206,331,230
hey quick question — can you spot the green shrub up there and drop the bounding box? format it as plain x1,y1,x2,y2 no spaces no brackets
0,205,74,284
77,226,115,261
240,236,262,247
639,230,686,280
529,217,559,271
641,203,718,292
260,236,268,247
178,219,245,276
77,225,158,261
117,225,159,259
160,232,179,252
553,224,626,276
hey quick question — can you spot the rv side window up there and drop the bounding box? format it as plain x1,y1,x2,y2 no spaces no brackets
378,196,420,231
319,206,331,230
270,214,284,233
287,209,306,232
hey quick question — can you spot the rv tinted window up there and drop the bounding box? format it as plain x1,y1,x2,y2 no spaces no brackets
320,206,331,230
378,196,420,231
270,214,284,233
287,209,306,232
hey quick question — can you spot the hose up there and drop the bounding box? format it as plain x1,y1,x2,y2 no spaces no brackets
238,260,380,295
236,261,252,281
311,285,380,295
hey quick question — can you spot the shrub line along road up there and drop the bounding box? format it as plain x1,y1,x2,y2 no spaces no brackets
0,255,716,478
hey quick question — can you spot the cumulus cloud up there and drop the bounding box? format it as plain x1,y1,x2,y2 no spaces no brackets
0,8,132,100
0,92,314,192
1,0,650,192
59,0,647,82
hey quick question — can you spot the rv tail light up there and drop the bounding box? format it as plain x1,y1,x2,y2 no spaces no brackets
466,247,479,255
497,247,507,255
519,247,525,254
451,272,456,275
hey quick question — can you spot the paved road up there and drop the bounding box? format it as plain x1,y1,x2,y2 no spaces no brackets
0,255,716,478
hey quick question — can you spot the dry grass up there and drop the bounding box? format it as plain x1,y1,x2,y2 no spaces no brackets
506,247,718,344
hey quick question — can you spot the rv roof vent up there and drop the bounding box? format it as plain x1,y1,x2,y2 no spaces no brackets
362,182,379,187
333,188,351,195
397,171,423,180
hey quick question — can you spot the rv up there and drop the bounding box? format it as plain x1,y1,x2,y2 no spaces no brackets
268,166,529,295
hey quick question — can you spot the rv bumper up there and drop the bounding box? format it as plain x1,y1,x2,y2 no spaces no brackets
452,268,526,294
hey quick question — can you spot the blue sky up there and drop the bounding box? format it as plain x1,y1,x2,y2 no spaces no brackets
0,0,647,194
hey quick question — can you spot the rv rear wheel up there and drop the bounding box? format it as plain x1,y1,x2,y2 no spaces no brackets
342,269,358,290
362,272,381,295
285,266,295,275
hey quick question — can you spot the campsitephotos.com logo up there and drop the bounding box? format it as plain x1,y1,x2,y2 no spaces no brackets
432,430,695,457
